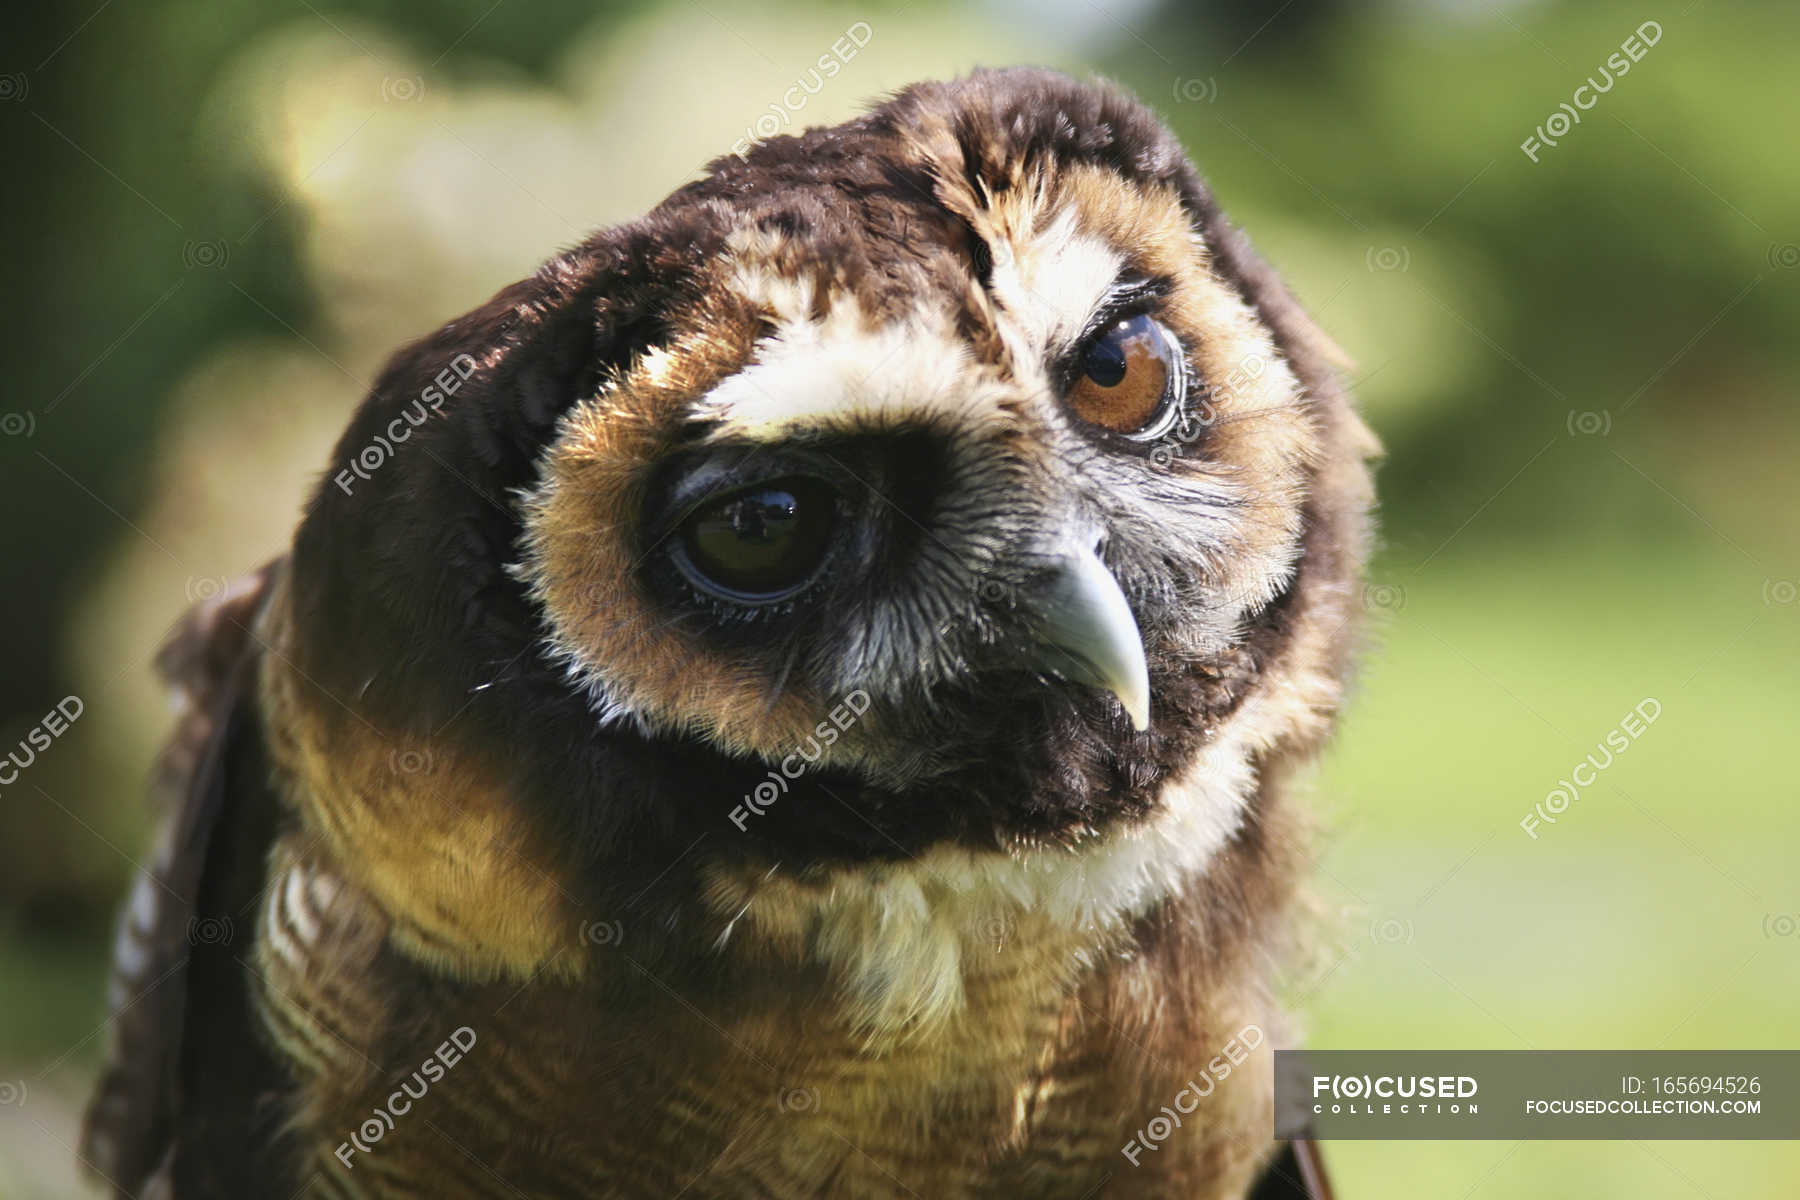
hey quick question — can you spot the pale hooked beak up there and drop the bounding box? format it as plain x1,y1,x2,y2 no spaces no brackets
1024,547,1152,731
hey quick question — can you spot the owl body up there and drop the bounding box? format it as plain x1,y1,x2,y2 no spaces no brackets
241,823,1278,1198
85,70,1372,1199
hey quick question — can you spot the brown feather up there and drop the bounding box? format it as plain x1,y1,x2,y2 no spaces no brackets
81,562,290,1196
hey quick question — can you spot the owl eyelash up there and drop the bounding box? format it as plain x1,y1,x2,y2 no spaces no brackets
678,579,828,627
1070,278,1168,351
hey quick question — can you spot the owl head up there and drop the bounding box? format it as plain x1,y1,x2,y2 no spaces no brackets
281,67,1375,888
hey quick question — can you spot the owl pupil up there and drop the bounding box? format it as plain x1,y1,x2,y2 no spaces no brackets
679,477,836,600
1082,327,1130,387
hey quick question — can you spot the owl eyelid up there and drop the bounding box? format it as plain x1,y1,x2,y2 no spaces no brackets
1071,278,1166,350
648,448,853,540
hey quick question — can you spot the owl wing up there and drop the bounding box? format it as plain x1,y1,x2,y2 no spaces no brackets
1249,1135,1334,1200
81,561,295,1197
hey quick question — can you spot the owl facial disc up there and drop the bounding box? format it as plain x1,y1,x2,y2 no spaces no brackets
1022,545,1151,731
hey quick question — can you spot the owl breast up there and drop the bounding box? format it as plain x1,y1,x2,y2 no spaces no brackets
253,826,1282,1199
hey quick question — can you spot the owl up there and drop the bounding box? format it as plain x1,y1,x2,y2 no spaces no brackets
83,68,1373,1199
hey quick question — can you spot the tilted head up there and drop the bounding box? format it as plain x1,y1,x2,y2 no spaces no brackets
272,68,1375,986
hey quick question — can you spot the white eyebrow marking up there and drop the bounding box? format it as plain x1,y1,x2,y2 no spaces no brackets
985,206,1125,358
693,294,1014,442
698,205,1127,443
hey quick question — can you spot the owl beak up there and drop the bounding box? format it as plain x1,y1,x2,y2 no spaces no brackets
1026,548,1152,731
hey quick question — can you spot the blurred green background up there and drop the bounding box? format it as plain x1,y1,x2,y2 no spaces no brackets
2,0,1796,1194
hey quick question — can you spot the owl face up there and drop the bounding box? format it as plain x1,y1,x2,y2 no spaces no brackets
519,77,1316,790
285,69,1371,874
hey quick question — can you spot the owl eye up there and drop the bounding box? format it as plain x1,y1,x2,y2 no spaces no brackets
675,476,837,601
1067,313,1183,440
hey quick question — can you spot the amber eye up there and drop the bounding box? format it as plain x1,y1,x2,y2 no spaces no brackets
1067,313,1182,439
675,477,837,601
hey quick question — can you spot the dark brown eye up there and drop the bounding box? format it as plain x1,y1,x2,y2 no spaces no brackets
676,477,837,601
1067,313,1181,439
